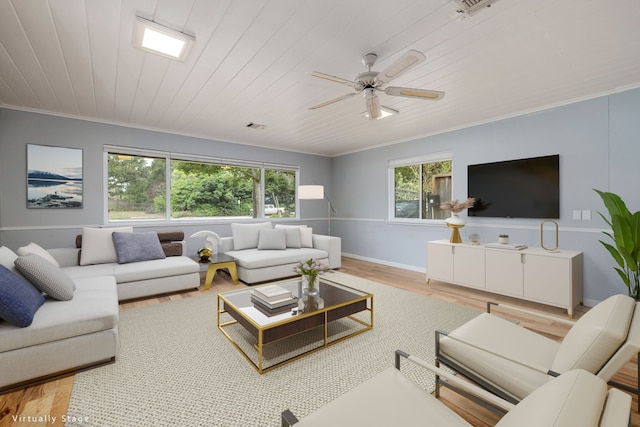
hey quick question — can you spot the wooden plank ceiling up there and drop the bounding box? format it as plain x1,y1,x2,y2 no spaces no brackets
0,0,639,156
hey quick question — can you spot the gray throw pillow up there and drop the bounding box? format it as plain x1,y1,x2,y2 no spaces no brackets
257,228,287,250
112,232,166,264
14,254,75,301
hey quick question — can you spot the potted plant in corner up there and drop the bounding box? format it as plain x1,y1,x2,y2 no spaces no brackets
594,189,640,299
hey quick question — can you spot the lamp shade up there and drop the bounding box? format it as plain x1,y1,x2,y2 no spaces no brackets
298,185,324,200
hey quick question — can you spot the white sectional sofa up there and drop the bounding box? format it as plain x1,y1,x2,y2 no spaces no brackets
0,245,119,393
0,229,200,393
221,223,341,284
49,229,200,301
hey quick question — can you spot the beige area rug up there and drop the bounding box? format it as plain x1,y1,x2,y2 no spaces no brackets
65,272,480,427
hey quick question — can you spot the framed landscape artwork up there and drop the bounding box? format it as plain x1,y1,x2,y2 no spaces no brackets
27,144,83,208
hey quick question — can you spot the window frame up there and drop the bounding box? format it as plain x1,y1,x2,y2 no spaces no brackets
103,146,300,225
388,151,453,223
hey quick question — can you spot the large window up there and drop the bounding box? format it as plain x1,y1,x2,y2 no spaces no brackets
390,154,452,220
106,149,297,222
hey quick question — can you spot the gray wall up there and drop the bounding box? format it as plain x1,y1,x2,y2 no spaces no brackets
2,87,639,304
331,88,640,305
0,109,332,254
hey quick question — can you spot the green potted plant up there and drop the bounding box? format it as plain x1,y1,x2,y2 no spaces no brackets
594,189,640,299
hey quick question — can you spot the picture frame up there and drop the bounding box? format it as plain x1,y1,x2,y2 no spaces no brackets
27,144,83,208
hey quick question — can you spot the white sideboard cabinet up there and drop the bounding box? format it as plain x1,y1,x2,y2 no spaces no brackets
426,240,583,317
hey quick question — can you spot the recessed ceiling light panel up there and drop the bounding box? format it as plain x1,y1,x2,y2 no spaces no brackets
133,17,194,61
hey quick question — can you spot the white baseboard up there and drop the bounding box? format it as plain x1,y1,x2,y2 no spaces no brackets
341,252,425,274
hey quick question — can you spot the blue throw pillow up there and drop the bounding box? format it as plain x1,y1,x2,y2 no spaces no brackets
0,264,45,327
112,232,166,264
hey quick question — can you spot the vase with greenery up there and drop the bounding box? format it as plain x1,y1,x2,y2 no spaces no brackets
293,258,331,296
595,189,640,299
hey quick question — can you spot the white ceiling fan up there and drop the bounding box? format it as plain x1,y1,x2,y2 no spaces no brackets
308,49,444,120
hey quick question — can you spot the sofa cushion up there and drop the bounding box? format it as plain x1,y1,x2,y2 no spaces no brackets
228,247,329,269
61,263,115,281
551,294,635,374
231,222,272,250
300,227,313,247
440,312,559,400
113,256,200,284
79,226,133,266
0,265,45,328
283,228,302,248
14,254,75,301
275,224,312,247
16,242,60,267
112,231,166,264
0,246,23,277
294,366,472,427
0,276,118,352
257,228,287,250
496,370,608,427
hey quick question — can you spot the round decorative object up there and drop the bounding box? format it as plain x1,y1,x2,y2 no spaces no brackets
469,233,480,244
197,247,212,262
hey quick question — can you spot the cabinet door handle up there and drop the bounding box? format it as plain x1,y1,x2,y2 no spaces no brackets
521,253,526,264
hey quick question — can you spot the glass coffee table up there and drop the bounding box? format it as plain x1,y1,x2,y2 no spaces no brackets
217,277,373,373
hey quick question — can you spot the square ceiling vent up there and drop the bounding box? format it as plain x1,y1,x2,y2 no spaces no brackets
452,0,500,16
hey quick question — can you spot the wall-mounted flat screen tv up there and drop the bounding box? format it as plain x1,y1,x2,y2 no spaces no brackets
467,154,559,219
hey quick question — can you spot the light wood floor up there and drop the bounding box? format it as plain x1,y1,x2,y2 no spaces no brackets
1,257,638,427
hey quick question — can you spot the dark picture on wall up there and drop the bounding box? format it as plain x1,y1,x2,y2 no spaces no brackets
27,144,83,208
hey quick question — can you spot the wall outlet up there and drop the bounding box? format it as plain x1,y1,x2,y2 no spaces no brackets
582,209,591,220
573,210,582,220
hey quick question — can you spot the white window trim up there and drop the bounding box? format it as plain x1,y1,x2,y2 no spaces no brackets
388,151,453,222
103,146,300,225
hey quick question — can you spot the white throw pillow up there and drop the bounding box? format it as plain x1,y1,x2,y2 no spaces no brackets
17,242,60,267
300,227,313,248
231,222,272,250
0,246,24,277
257,228,287,250
283,228,302,248
274,224,307,248
79,226,133,266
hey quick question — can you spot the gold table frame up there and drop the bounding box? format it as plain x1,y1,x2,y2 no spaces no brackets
217,278,374,373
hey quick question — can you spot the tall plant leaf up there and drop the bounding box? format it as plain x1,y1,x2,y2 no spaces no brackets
595,189,640,298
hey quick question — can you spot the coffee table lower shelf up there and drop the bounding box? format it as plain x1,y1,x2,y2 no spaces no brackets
217,280,373,373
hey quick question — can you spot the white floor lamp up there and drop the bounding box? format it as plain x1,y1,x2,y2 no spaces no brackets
298,185,336,235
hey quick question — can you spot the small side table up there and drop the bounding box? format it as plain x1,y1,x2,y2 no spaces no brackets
191,254,239,289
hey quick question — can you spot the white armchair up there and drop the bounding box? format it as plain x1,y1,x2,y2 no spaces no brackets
435,294,640,408
281,350,631,427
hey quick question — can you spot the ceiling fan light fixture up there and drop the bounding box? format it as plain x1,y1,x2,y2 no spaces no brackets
133,17,194,61
363,88,382,120
361,106,399,120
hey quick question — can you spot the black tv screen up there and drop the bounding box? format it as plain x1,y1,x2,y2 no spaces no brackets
468,155,559,219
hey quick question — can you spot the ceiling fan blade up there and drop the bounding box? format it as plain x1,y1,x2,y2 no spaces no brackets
308,93,356,110
385,86,444,100
309,71,360,88
375,50,426,85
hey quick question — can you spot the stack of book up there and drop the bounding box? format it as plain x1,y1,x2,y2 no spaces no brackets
485,243,528,251
251,284,298,315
